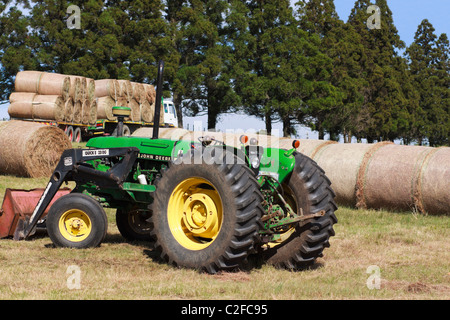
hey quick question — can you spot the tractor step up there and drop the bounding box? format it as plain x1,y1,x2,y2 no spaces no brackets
0,188,71,240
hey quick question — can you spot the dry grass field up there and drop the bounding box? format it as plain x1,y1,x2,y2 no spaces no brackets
0,161,449,300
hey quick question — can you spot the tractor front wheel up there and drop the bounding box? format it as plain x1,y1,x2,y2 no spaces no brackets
46,193,108,248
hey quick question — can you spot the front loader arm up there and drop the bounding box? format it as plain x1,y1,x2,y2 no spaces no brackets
17,147,139,240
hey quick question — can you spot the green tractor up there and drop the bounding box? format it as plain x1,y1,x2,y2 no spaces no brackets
12,62,337,273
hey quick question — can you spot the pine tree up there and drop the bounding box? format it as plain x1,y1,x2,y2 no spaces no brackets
406,20,449,146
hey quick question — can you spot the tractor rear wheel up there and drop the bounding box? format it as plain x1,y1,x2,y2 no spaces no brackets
258,152,338,269
46,193,108,248
149,148,263,273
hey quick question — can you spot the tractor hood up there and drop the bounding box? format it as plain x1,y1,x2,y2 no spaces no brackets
86,136,191,162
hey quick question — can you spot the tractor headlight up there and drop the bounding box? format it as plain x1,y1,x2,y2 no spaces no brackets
250,154,260,169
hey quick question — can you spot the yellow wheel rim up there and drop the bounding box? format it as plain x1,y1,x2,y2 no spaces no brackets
168,177,223,250
58,209,92,242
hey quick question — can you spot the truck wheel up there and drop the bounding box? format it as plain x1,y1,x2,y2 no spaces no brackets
116,208,152,241
73,127,82,143
65,126,74,141
46,193,108,248
149,148,263,273
258,152,338,269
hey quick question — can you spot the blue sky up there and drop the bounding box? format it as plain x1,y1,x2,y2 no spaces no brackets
1,0,449,138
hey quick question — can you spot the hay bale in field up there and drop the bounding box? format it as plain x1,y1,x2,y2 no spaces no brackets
96,96,115,120
94,79,119,100
15,71,70,100
0,120,72,178
419,147,450,215
64,98,74,122
32,95,65,121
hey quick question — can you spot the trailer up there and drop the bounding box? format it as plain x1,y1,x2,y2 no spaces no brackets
11,99,179,142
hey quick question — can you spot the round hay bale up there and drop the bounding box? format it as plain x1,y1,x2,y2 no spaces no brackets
0,120,72,178
79,77,87,100
143,84,156,104
7,92,36,119
72,100,82,123
131,82,145,103
94,79,119,100
81,99,91,124
67,76,81,101
128,99,141,122
118,80,133,101
413,147,450,215
89,99,98,125
140,100,154,123
15,71,43,93
37,73,70,100
86,78,95,101
311,142,375,206
96,96,115,120
64,98,74,122
32,95,65,121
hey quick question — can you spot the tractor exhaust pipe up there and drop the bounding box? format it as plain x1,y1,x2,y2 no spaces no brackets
152,60,164,139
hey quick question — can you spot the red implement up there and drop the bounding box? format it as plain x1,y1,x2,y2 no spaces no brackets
0,188,71,239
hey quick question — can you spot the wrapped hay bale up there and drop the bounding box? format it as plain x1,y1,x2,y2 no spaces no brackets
117,80,132,101
15,71,70,100
128,99,141,122
32,95,65,121
86,78,95,101
7,92,36,119
72,100,82,123
143,84,156,104
140,100,154,123
96,96,115,120
67,76,82,101
94,79,119,100
89,99,98,125
131,82,145,103
0,120,72,177
81,99,91,124
64,98,74,122
419,147,450,215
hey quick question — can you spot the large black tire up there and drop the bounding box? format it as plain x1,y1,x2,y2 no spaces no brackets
259,152,338,269
149,147,264,273
116,208,152,241
46,193,108,248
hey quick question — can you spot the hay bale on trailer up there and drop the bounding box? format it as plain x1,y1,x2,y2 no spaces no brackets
15,71,70,100
94,79,120,101
31,95,65,122
0,120,71,178
96,96,115,121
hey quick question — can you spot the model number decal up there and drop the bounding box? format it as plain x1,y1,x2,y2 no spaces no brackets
82,149,109,157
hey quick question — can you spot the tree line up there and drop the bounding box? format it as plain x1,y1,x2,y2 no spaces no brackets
0,0,448,145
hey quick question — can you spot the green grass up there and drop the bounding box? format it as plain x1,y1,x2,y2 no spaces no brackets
0,173,449,300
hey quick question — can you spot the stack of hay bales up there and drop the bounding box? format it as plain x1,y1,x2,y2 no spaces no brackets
9,71,97,125
9,71,159,125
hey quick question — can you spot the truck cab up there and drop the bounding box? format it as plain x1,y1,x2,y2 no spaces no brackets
163,100,178,127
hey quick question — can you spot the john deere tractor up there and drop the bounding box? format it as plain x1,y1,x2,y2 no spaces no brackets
6,62,337,273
